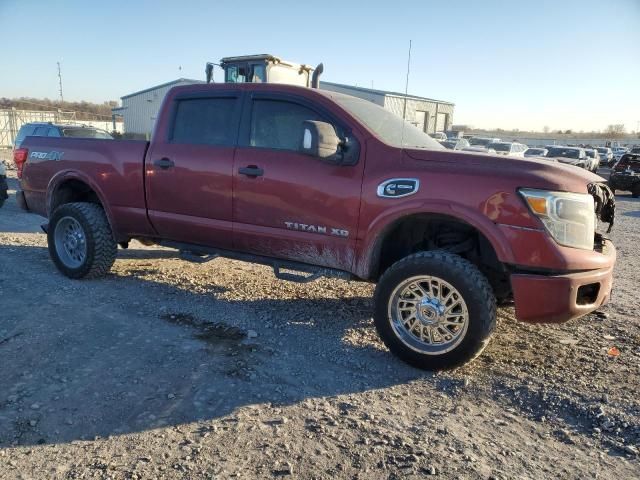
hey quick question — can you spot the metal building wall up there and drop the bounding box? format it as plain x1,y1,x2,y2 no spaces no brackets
383,97,454,133
119,79,199,137
319,83,386,106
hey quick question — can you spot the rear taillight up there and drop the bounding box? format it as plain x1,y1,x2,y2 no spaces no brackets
13,148,28,178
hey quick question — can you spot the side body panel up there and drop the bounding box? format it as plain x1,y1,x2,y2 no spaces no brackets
20,137,155,240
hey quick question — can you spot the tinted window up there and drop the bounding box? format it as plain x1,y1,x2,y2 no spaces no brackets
171,98,237,146
48,128,61,137
62,128,112,139
33,126,48,136
250,99,325,151
14,125,36,146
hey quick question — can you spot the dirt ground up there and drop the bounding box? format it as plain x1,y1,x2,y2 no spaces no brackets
0,163,638,480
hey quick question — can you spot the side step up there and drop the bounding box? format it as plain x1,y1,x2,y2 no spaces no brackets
273,264,332,283
179,250,219,264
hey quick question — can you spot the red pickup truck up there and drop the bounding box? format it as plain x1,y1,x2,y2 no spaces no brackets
14,83,616,370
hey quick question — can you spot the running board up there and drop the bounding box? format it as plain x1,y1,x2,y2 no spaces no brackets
179,250,219,264
159,240,355,283
273,264,330,283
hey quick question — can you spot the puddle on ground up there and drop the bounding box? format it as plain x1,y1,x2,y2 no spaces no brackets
160,312,246,343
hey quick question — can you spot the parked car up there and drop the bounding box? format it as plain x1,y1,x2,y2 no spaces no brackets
545,146,588,169
461,146,497,154
13,122,113,149
0,161,7,208
487,142,528,157
583,148,601,173
596,147,613,166
428,132,448,142
524,147,548,158
15,82,616,371
468,136,501,148
608,153,640,197
440,138,470,150
611,147,628,163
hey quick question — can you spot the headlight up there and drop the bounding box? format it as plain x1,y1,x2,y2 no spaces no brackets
519,189,595,250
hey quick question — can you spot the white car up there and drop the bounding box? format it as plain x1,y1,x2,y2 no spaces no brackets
524,147,548,158
583,148,601,173
468,136,501,149
429,132,448,142
545,146,588,169
596,147,613,166
487,141,528,157
612,147,629,163
462,146,497,155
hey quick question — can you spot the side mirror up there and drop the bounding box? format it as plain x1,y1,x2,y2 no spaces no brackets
300,120,343,163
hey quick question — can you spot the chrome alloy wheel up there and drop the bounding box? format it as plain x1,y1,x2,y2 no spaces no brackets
388,275,469,354
54,216,87,269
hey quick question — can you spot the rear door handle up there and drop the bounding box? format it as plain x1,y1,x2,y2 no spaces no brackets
153,157,175,170
238,165,264,177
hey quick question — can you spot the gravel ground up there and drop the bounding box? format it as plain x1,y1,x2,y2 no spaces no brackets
0,165,638,480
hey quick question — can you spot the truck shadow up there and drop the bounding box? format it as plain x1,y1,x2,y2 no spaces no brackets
0,243,433,448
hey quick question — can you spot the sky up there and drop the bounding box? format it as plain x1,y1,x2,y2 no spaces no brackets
1,0,639,132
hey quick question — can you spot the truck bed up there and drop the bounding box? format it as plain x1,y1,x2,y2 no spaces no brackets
20,136,156,240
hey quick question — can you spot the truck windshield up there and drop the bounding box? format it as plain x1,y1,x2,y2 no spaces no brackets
330,93,443,150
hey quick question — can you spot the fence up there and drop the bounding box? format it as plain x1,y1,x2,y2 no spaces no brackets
0,109,123,148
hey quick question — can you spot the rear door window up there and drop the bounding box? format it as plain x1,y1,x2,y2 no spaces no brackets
170,97,239,146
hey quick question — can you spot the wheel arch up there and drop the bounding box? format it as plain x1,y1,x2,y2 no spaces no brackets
358,203,515,282
47,171,118,240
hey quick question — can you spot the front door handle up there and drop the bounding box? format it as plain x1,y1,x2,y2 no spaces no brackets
238,165,264,177
153,157,175,170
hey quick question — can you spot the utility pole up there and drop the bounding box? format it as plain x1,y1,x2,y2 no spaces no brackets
57,61,64,103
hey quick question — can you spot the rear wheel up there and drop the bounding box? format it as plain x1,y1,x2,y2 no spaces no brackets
373,251,496,370
48,202,117,279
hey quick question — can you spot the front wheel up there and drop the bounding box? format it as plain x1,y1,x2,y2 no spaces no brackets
374,251,496,370
48,202,117,279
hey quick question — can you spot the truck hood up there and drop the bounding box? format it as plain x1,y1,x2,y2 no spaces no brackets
404,148,604,193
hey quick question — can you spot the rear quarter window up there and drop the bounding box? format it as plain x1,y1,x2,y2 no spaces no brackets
170,97,238,146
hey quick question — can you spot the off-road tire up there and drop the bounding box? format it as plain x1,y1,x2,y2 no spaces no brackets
373,251,496,370
48,202,117,279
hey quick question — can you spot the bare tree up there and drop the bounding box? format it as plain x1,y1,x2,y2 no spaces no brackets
604,124,626,138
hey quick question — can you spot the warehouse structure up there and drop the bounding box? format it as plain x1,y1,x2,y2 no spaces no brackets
112,78,454,138
111,78,202,138
319,82,454,133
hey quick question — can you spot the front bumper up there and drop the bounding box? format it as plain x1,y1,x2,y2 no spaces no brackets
511,241,616,323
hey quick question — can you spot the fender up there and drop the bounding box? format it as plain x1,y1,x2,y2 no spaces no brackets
355,199,517,279
46,169,121,241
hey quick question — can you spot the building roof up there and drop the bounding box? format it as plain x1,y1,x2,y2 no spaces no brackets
320,81,454,105
120,78,203,100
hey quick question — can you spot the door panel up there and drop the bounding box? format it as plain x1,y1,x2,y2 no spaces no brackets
145,95,240,248
233,147,363,270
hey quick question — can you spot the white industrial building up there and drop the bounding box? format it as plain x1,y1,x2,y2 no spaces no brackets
112,78,454,138
111,78,202,138
319,82,454,134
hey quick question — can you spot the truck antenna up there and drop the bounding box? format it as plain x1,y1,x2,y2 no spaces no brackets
400,40,412,148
